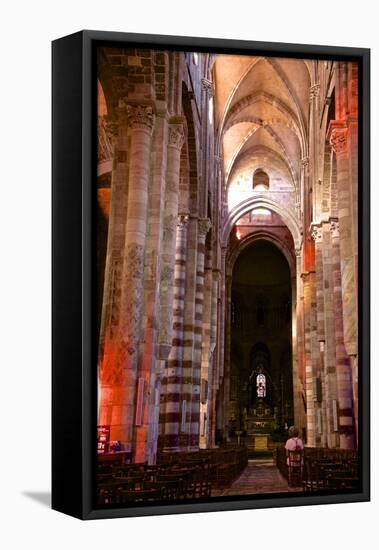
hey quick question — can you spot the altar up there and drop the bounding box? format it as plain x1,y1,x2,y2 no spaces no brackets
245,398,276,450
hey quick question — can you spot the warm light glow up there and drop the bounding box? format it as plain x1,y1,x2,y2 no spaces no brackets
208,96,214,125
193,52,198,65
98,375,101,419
236,230,242,240
251,207,271,217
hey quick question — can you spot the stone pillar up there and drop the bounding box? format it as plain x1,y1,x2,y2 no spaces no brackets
294,248,305,433
311,225,327,447
328,123,357,354
158,121,186,359
302,271,316,446
159,214,189,450
321,221,338,448
223,271,233,441
109,102,155,453
180,216,198,449
330,220,356,449
98,117,127,433
208,268,220,447
216,246,227,442
97,118,122,362
300,157,309,224
309,84,321,222
200,244,213,449
329,121,358,438
134,103,169,464
189,218,211,449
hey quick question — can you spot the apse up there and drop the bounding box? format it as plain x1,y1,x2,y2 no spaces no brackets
229,240,294,446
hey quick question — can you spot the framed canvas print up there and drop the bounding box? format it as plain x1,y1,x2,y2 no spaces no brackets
52,30,370,520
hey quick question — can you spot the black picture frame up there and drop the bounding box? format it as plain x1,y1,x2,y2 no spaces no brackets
52,30,370,520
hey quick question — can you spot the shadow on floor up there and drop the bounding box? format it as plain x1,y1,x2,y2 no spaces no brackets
22,491,51,508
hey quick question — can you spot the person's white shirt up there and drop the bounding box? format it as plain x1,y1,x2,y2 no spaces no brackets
285,437,304,452
285,437,304,466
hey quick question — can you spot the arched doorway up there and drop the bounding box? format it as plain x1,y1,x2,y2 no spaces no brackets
226,240,294,451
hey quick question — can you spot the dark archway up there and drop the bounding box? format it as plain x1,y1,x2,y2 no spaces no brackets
229,240,293,447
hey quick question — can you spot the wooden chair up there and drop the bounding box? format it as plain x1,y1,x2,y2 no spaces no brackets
287,449,304,487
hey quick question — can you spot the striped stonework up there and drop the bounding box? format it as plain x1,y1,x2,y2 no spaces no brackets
208,269,220,447
321,221,339,448
158,121,186,361
329,122,357,357
302,271,316,447
330,220,356,449
312,225,327,446
199,244,214,449
188,218,211,449
159,214,189,450
179,217,198,449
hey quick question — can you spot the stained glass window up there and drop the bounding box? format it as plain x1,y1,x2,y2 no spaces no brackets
256,373,266,397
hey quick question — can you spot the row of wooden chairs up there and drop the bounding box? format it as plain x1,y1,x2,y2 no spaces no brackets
157,446,248,488
275,447,359,492
303,459,359,492
97,462,212,505
97,446,248,504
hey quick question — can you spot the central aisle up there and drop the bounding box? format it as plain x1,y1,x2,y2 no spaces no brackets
213,459,291,496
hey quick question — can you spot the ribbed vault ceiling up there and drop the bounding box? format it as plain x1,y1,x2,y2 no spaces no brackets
213,55,311,189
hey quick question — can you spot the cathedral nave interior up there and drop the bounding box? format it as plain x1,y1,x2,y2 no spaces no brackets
96,47,359,501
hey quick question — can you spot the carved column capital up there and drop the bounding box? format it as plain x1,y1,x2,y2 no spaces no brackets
330,219,340,238
168,124,185,150
104,118,119,141
309,84,320,102
118,100,155,132
311,224,323,244
177,213,189,227
301,156,309,168
198,218,212,239
201,78,214,96
329,127,348,155
98,116,117,162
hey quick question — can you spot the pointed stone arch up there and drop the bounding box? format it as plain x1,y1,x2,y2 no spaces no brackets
222,195,302,250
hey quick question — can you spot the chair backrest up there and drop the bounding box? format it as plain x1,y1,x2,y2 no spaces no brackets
288,449,303,467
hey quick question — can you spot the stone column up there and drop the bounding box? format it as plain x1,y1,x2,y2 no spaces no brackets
330,220,356,449
208,268,220,447
321,221,338,448
309,84,321,222
328,124,357,356
180,216,198,449
293,248,305,433
97,119,121,362
189,218,211,449
110,102,155,453
98,117,127,432
311,225,327,447
200,77,213,211
158,121,186,359
223,270,233,441
300,157,309,224
160,214,189,450
134,103,169,464
200,244,213,449
329,122,358,439
216,246,227,441
302,271,316,446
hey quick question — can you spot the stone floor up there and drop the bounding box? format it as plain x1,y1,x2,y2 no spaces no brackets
212,458,299,497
